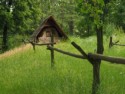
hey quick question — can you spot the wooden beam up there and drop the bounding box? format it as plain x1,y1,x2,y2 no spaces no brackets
71,42,88,58
33,43,56,46
71,42,93,64
113,43,125,46
22,39,56,45
47,46,125,64
88,53,125,64
47,45,86,59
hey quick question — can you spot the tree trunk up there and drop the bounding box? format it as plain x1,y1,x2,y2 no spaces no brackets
2,22,8,51
92,61,101,94
87,25,90,36
68,20,74,35
96,26,104,54
92,26,104,94
2,0,12,52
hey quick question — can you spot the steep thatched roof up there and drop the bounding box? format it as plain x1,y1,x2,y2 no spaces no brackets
30,16,68,42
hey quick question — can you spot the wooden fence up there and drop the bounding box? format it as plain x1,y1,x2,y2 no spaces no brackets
25,35,125,94
109,36,125,48
47,45,125,64
47,41,125,94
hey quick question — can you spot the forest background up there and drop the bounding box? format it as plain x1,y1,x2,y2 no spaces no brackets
0,0,125,53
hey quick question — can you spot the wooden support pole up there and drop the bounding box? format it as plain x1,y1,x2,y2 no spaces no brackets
71,41,99,94
109,36,113,48
31,42,35,51
50,31,54,68
109,36,125,47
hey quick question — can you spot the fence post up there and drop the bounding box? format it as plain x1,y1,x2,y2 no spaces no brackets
109,36,113,48
71,42,101,94
92,61,100,94
50,31,54,68
31,42,35,51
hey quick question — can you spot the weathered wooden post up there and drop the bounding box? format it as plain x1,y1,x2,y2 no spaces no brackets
92,26,104,94
109,36,113,48
31,42,35,51
50,31,54,67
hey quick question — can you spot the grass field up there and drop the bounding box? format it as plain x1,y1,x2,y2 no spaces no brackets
0,36,125,94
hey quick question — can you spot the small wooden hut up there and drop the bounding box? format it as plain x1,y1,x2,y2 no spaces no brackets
30,16,68,43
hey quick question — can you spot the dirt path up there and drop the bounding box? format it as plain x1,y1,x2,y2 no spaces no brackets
0,44,31,59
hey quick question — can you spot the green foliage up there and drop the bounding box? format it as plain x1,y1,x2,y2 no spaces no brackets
105,0,125,30
8,34,27,49
0,0,42,35
104,23,124,38
76,17,95,37
0,0,79,50
76,0,105,27
113,0,125,30
42,0,78,35
12,0,42,34
76,0,108,37
0,0,13,28
1,0,125,51
104,23,116,37
0,0,43,52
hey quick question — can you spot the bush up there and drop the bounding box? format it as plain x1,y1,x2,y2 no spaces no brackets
8,34,28,50
104,23,124,38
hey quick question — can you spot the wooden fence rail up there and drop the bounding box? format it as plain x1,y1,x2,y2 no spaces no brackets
47,45,125,65
22,39,56,46
22,39,56,51
47,45,85,59
88,53,125,64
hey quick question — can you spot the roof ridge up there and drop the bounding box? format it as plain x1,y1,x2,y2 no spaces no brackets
30,16,68,42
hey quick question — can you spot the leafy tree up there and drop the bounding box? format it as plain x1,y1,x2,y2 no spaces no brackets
76,1,94,36
40,0,78,35
0,0,13,51
0,0,42,52
12,0,42,35
111,0,125,30
76,0,110,94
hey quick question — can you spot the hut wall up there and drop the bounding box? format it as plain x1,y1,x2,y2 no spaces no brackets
38,28,60,43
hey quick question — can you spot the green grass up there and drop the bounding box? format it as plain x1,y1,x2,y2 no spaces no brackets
0,35,125,94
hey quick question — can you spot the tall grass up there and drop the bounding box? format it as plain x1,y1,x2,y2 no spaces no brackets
0,36,125,94
104,23,124,38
